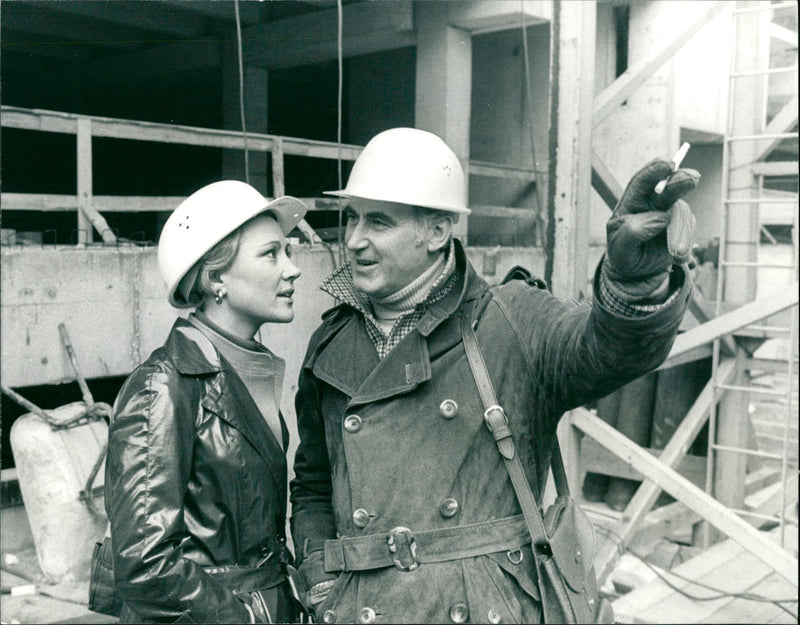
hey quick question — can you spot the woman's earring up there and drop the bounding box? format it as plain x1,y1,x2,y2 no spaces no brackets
215,289,225,305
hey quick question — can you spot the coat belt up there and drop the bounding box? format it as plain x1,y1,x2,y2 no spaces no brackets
323,515,530,573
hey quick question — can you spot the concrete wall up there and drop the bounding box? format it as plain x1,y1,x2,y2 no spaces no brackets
1,242,608,477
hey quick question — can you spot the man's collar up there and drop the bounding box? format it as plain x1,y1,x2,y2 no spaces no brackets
320,240,456,316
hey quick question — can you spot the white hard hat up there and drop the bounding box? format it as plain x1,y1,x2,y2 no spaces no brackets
325,127,470,214
158,180,306,308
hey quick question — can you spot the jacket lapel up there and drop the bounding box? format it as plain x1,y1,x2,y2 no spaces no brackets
202,371,286,491
164,318,286,486
311,241,489,406
312,314,380,397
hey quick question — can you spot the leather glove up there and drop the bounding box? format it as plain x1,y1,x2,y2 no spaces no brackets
604,159,700,301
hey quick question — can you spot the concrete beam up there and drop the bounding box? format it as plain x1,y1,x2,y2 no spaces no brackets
447,1,551,34
242,1,414,68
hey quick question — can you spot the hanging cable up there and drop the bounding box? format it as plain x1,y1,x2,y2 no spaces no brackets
336,0,345,266
234,0,250,183
520,0,546,247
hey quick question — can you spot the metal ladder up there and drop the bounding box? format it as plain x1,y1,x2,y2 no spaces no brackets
706,0,799,546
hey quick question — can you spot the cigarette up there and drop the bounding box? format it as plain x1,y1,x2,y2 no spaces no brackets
655,142,691,194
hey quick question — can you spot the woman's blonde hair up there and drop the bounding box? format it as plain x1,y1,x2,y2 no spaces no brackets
184,210,280,308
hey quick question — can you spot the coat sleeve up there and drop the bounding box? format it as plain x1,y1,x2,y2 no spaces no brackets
493,259,691,412
289,337,339,591
105,362,253,623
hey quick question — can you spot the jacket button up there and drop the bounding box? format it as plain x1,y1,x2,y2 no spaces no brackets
353,508,370,528
439,399,458,418
344,414,363,433
488,609,502,624
359,607,376,624
440,497,459,518
322,609,336,623
449,603,469,623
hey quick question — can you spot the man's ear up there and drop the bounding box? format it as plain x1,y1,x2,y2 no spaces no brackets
427,215,453,253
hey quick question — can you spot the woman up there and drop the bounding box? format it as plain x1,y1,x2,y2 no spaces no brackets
105,181,307,623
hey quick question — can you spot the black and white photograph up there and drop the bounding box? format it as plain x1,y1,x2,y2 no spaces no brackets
0,1,797,623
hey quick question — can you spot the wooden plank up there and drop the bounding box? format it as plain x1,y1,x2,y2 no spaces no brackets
572,407,799,585
582,438,706,486
629,502,703,552
710,571,799,624
754,95,799,163
77,119,116,245
593,2,728,125
612,536,744,621
751,161,800,177
594,360,735,583
591,149,623,210
470,205,539,220
272,137,285,198
657,344,713,371
744,473,799,519
667,285,799,359
469,160,537,181
1,106,363,161
641,550,775,623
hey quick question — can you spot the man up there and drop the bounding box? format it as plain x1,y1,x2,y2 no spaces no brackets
290,127,697,624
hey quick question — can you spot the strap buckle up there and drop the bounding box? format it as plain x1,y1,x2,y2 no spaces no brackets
483,405,508,432
387,526,419,571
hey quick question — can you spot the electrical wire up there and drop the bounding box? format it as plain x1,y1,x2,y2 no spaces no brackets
234,0,250,183
336,0,345,267
595,524,799,618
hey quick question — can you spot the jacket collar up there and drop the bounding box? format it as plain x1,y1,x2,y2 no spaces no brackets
164,316,222,375
312,240,489,405
162,317,286,482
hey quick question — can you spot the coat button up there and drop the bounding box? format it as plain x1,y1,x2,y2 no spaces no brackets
488,609,502,624
322,609,336,623
440,497,459,518
353,508,370,528
439,399,458,418
449,603,469,623
359,607,376,624
344,415,363,433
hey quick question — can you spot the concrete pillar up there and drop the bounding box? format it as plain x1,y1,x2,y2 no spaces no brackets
546,0,595,299
414,2,472,242
221,41,269,194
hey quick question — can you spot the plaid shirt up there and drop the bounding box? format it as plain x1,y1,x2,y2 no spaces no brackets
321,243,458,359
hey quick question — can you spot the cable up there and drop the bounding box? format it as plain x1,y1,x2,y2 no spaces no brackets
595,525,799,618
234,0,249,183
336,0,344,267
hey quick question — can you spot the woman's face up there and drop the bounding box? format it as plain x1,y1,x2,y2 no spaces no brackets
218,214,301,327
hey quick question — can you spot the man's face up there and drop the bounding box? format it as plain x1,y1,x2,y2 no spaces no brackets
344,198,437,298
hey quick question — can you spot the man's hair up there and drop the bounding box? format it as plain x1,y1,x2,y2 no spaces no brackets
413,206,457,226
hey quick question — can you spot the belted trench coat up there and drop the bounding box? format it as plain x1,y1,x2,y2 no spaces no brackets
290,242,691,624
106,318,292,623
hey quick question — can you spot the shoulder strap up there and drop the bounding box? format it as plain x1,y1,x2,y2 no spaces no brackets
469,285,570,497
461,301,549,548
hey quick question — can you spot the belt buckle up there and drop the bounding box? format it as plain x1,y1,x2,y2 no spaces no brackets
387,526,419,571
